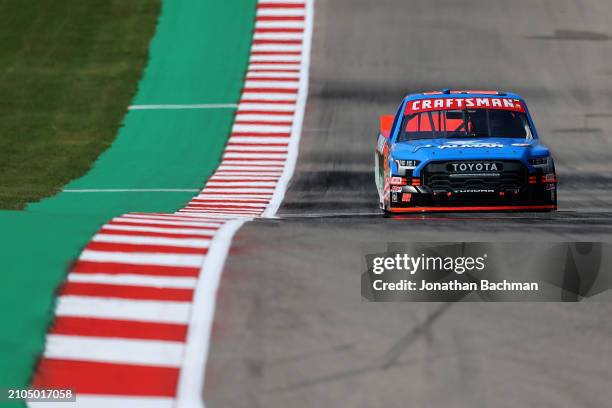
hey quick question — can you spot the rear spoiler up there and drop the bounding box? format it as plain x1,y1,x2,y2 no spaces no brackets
380,115,394,138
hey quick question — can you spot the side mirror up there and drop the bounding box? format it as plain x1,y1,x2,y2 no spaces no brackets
380,114,394,138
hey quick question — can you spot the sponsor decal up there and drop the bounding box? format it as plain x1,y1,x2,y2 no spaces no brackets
542,173,557,183
389,176,407,185
454,189,496,193
391,186,403,192
405,97,525,115
413,144,434,152
437,140,504,149
447,162,503,172
449,173,500,178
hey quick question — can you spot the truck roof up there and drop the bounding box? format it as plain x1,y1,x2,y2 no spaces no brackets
405,89,523,102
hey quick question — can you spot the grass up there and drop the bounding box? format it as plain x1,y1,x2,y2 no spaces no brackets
0,0,161,209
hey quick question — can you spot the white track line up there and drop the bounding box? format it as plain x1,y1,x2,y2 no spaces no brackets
67,273,198,289
111,218,223,228
244,80,300,88
128,104,238,110
120,214,224,223
44,334,184,367
235,114,294,122
241,92,298,101
227,136,291,144
102,225,216,236
254,32,304,41
56,296,191,324
256,9,305,17
255,21,305,29
222,153,288,160
248,63,301,70
191,195,272,201
92,234,211,248
177,212,257,218
29,396,174,408
205,181,278,187
259,0,306,3
233,124,292,132
175,218,251,407
249,55,302,63
63,189,200,193
208,175,282,180
238,102,295,111
245,71,301,78
251,44,303,52
79,250,204,268
72,395,173,408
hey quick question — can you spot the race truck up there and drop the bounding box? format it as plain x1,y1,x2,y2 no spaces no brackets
375,90,557,213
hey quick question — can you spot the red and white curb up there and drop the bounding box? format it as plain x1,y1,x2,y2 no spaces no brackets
31,1,314,406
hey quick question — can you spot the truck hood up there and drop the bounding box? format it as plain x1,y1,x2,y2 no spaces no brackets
391,137,551,162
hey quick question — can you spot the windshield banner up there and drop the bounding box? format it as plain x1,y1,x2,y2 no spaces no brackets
405,97,525,115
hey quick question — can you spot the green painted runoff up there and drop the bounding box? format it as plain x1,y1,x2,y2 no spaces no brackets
0,0,256,402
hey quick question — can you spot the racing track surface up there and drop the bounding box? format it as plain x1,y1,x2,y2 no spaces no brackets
206,1,612,407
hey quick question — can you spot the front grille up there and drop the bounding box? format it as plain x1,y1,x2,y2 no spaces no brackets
422,160,527,192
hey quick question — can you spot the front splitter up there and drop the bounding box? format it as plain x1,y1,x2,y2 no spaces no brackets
389,204,557,213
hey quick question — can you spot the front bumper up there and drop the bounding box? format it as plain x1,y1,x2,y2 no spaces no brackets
388,183,557,212
389,204,557,213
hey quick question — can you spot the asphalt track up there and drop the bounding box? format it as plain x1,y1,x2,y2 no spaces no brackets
206,0,612,406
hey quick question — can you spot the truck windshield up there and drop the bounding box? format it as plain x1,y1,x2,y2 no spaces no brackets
397,109,533,141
